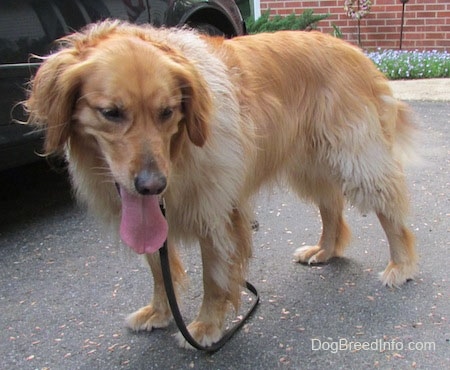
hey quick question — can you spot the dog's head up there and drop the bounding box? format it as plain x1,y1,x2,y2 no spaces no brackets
26,22,212,197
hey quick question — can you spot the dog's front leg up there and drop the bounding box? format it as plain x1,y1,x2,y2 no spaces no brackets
176,236,233,349
126,241,185,331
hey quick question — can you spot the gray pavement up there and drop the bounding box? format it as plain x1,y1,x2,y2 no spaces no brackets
0,91,449,369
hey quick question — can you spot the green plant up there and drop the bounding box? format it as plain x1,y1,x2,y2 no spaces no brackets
332,24,343,39
246,9,330,34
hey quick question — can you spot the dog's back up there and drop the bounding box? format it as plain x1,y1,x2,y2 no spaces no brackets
211,32,416,207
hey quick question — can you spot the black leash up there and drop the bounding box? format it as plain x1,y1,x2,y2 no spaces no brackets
158,201,259,352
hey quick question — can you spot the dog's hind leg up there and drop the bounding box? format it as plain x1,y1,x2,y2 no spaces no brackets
374,174,417,287
293,183,351,265
125,241,185,331
377,212,417,287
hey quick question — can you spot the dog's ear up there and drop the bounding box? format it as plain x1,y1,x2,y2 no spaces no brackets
25,49,87,155
173,58,212,147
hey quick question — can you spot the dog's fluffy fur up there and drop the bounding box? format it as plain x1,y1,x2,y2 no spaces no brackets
25,20,418,347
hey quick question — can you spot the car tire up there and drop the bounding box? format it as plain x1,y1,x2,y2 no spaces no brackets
190,23,224,36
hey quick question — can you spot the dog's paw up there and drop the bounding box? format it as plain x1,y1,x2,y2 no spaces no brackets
175,321,223,350
293,245,332,264
379,261,418,287
125,304,171,332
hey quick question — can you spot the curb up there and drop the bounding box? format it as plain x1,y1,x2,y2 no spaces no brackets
389,78,450,101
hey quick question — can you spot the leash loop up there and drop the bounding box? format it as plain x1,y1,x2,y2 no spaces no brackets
158,200,259,352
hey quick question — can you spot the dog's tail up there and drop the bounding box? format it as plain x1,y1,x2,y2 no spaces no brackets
393,101,422,166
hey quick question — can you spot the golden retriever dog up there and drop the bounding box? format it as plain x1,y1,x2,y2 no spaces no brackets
25,20,418,347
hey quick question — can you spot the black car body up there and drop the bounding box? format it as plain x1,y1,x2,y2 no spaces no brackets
0,0,246,170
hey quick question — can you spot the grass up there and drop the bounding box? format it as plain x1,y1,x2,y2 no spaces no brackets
366,49,450,80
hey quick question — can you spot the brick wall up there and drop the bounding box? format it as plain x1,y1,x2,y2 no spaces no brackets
259,0,450,50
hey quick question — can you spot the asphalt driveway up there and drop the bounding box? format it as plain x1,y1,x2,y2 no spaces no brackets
0,101,448,369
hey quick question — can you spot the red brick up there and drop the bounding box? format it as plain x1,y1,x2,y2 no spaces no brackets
436,38,450,47
404,32,425,40
367,19,387,26
332,20,350,27
416,11,439,18
426,5,446,11
432,18,446,25
407,19,426,26
376,0,397,5
283,2,303,8
328,7,343,14
403,11,417,18
408,5,426,12
425,32,442,39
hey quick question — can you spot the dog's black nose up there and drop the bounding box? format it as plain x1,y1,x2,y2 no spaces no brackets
134,170,167,195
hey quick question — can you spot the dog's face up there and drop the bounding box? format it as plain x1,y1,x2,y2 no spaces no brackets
74,37,188,196
27,29,212,196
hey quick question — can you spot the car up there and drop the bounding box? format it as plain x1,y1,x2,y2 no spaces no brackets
0,0,247,170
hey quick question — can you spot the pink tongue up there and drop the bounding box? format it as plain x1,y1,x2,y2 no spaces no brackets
119,187,168,254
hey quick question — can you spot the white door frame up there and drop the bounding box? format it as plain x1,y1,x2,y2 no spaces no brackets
252,0,261,19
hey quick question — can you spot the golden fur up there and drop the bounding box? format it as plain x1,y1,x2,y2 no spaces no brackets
25,20,418,348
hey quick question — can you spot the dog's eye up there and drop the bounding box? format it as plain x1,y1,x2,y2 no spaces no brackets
98,107,124,122
159,107,174,122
